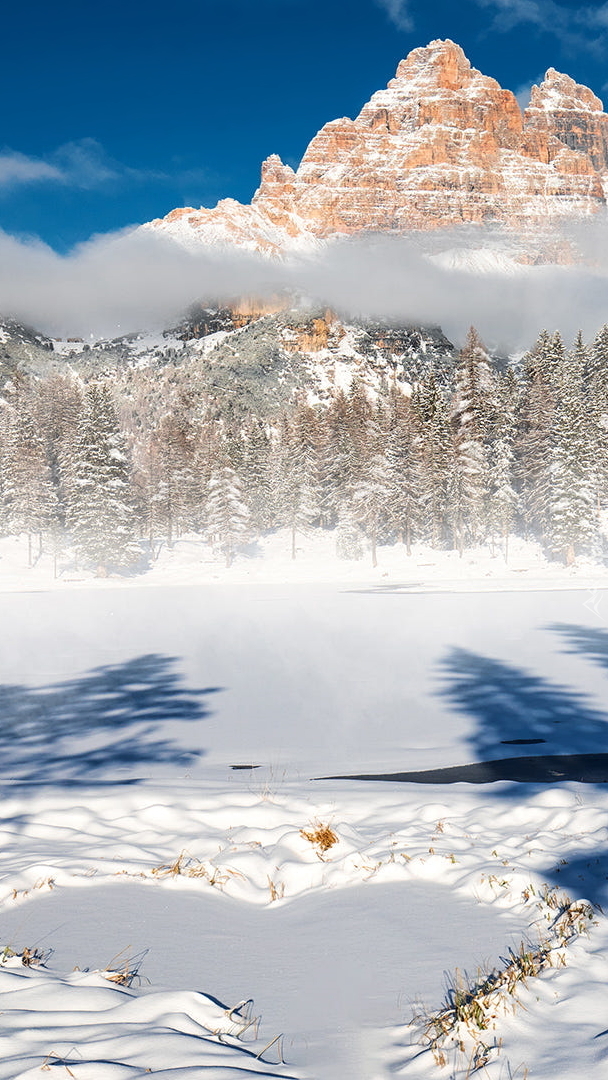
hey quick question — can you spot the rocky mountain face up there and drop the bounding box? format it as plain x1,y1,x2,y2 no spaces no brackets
0,318,62,384
171,307,455,418
148,40,608,258
6,308,454,419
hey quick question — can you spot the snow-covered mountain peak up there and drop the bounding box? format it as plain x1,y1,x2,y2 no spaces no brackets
392,38,477,90
147,40,608,262
530,68,605,114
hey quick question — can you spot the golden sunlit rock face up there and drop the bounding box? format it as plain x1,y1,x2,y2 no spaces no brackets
150,40,608,254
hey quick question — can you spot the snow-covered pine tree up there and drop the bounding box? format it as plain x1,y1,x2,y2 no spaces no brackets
414,370,450,549
291,400,324,517
145,402,199,547
346,378,373,472
587,324,608,405
544,330,567,386
272,416,319,559
319,378,378,532
586,325,608,518
448,327,495,555
240,419,275,533
205,464,250,567
549,332,598,564
487,371,519,562
517,329,556,543
386,388,422,555
192,416,222,524
335,500,363,560
65,381,139,574
569,330,589,374
29,371,85,484
33,372,86,574
318,390,352,526
0,404,58,564
352,405,391,568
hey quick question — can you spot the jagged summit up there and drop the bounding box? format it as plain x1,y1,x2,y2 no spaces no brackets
392,38,483,87
531,68,604,113
148,40,608,258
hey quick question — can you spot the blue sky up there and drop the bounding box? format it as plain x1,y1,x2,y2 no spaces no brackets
2,0,608,251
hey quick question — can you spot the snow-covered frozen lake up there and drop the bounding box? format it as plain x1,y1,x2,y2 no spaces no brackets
2,582,608,783
1,583,608,1079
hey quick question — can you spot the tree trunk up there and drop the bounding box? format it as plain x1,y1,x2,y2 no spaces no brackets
456,520,464,558
291,524,296,560
371,531,377,569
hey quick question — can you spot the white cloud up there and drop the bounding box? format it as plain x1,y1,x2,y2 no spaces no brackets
374,0,413,32
512,75,543,110
3,220,608,351
0,152,64,188
0,139,173,194
52,139,124,189
476,0,608,52
477,0,545,31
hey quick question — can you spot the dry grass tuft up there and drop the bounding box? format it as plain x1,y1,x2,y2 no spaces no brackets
150,850,244,889
223,997,260,1040
300,822,338,857
267,876,285,902
256,1032,285,1064
103,948,148,988
412,885,597,1075
41,1051,77,1076
0,944,48,967
10,877,55,902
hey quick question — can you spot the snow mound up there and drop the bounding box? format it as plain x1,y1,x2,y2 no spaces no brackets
0,960,297,1079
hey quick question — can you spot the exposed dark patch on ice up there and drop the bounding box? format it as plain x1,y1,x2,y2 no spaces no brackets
500,739,546,745
319,753,608,784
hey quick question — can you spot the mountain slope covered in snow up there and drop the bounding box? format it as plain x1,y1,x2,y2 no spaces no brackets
147,40,608,259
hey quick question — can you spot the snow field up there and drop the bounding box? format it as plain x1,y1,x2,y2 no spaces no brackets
0,583,607,1076
0,779,606,1077
0,961,296,1079
0,529,608,593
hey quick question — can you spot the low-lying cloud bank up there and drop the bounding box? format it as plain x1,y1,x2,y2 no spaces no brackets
2,218,608,351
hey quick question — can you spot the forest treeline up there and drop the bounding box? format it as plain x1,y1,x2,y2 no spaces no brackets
1,323,606,571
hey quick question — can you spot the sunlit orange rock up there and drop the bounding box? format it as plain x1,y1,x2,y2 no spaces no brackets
149,40,608,257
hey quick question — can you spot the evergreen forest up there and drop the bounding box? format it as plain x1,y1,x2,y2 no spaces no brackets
2,323,606,573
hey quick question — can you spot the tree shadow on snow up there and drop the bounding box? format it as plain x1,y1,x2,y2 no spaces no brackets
549,623,608,674
319,625,608,906
541,845,608,907
321,628,608,787
404,634,608,904
0,654,221,786
439,645,608,770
